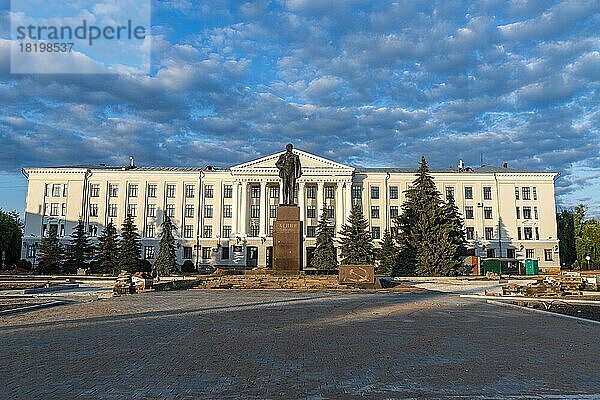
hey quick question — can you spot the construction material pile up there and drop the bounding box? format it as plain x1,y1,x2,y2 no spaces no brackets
502,275,597,297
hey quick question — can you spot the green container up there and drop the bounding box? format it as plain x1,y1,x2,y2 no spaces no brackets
483,258,522,275
482,259,502,275
524,259,539,275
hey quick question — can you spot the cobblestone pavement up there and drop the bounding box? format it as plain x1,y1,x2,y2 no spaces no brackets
0,289,599,399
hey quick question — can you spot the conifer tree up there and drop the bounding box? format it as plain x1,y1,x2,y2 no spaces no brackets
64,220,93,274
338,204,374,265
376,229,396,276
117,215,142,273
312,206,338,270
96,221,119,275
37,225,63,274
154,216,178,276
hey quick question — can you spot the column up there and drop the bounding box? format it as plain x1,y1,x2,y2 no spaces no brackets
231,181,238,235
298,182,305,232
259,181,267,237
316,182,324,217
344,181,352,226
335,182,344,230
279,181,284,205
240,182,247,236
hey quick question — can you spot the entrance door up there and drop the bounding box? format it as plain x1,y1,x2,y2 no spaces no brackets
247,246,258,267
266,246,273,268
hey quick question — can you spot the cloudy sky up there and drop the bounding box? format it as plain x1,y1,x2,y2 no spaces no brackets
0,0,599,216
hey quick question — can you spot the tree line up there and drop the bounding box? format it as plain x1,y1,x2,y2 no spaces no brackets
557,204,600,269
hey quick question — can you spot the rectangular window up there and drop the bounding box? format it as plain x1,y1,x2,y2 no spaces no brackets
185,205,194,218
184,225,194,238
203,225,212,238
183,247,193,260
166,204,175,218
270,186,279,199
251,186,260,198
523,206,531,220
515,187,519,200
90,184,100,197
306,186,316,199
534,206,538,219
517,227,522,240
52,184,61,197
352,186,361,199
526,248,535,259
109,184,119,197
445,187,455,200
144,246,155,260
465,206,474,219
108,204,117,217
371,226,381,239
371,186,380,199
507,248,516,259
544,249,553,261
307,206,316,219
166,184,176,198
268,225,273,237
249,224,259,237
221,246,230,260
222,225,232,238
50,203,59,216
146,224,155,238
88,224,98,237
204,205,213,218
389,186,398,199
202,247,212,259
483,187,492,200
250,205,260,219
128,184,138,198
484,207,493,219
185,185,195,198
204,185,213,198
371,206,380,219
147,184,157,198
224,185,233,198
522,187,531,200
535,227,540,240
128,204,137,217
390,206,399,218
45,184,50,197
306,226,316,238
223,205,232,218
27,245,37,258
466,227,475,240
516,207,520,220
464,186,473,200
59,224,65,237
147,204,156,218
485,227,494,240
326,205,335,219
533,187,537,200
486,248,495,258
524,227,533,240
90,204,98,217
325,186,334,199
61,203,67,217
269,205,277,219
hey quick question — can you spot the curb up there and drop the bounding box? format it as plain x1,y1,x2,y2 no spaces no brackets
485,299,600,326
0,300,67,316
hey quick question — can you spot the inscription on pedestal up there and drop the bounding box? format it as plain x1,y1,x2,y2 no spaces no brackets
273,206,301,274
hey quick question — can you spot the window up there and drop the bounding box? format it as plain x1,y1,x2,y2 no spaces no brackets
524,227,533,240
108,204,117,217
223,205,232,218
465,206,474,219
52,184,61,197
517,227,522,240
185,185,195,198
251,186,260,198
306,226,316,237
147,204,156,218
26,245,36,258
63,184,68,197
484,227,494,240
146,225,155,238
221,247,230,260
90,184,100,197
516,207,520,220
109,184,119,197
61,203,67,216
326,205,334,219
507,248,516,259
464,186,473,200
185,205,194,218
88,224,98,237
371,186,379,199
445,187,455,200
269,205,277,219
50,203,59,216
526,249,535,259
522,187,531,200
59,224,65,237
484,207,493,219
222,225,232,238
128,184,138,198
523,206,531,220
535,227,540,240
269,186,279,199
352,186,361,199
183,247,193,260
202,247,212,259
306,186,316,199
371,206,380,219
249,223,259,237
515,187,520,200
90,204,98,217
203,225,212,238
250,205,260,219
166,184,176,198
368,226,379,239
466,227,475,240
390,206,398,218
389,186,398,199
307,206,316,219
184,225,194,238
544,249,553,261
204,185,213,198
268,225,273,237
128,204,137,217
147,184,157,198
483,187,492,200
166,204,175,218
533,187,537,200
325,186,334,199
144,246,155,260
224,185,233,198
45,184,50,197
204,205,213,218
486,248,495,258
534,206,538,219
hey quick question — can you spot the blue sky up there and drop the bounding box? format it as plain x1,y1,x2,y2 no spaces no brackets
0,0,599,217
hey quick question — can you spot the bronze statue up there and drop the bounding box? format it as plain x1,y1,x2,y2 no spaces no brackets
275,143,302,205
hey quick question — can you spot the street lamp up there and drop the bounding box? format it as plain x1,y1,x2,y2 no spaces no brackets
195,234,200,273
586,255,591,271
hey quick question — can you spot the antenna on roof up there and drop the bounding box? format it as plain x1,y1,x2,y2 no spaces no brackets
480,152,484,167
129,156,135,168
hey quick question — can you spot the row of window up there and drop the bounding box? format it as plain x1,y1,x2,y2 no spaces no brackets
44,203,67,217
44,184,68,198
90,183,196,199
515,187,538,201
352,185,498,201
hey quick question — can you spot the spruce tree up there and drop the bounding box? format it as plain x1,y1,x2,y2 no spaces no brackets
154,216,178,276
338,204,374,265
64,220,93,274
376,229,397,276
37,225,63,274
96,221,119,275
117,215,142,273
312,206,338,270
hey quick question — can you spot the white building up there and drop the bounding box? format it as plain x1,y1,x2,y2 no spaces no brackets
21,149,561,273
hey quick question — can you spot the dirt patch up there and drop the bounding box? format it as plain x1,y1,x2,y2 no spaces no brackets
512,300,600,322
0,298,55,312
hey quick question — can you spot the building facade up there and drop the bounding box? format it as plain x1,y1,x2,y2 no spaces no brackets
21,149,561,273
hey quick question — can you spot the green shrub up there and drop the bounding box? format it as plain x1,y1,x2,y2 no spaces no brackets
181,260,196,273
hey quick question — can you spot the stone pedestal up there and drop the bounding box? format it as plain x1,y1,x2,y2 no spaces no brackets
273,205,302,274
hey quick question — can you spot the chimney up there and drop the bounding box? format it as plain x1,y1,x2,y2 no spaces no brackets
458,159,464,171
502,162,508,169
129,156,135,168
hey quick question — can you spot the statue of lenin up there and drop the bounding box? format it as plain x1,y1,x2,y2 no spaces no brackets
275,144,302,205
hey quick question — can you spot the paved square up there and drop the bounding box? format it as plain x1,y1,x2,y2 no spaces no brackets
0,290,598,399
